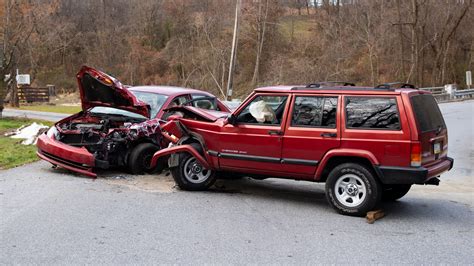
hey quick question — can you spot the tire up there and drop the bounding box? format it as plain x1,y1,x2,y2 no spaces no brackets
382,184,411,201
128,143,160,175
170,143,216,191
325,163,382,216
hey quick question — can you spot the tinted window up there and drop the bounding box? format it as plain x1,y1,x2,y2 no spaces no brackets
237,95,288,125
292,96,337,128
345,97,400,130
410,94,446,132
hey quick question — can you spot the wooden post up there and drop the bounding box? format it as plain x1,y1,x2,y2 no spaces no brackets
226,0,241,101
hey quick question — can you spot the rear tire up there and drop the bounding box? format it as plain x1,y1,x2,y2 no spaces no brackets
325,163,382,216
128,143,160,175
382,184,411,201
171,143,216,191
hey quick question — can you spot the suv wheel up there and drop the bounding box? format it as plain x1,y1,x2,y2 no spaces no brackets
325,163,381,216
171,144,216,191
382,184,411,201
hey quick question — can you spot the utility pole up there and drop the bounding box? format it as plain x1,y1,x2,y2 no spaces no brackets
226,0,241,101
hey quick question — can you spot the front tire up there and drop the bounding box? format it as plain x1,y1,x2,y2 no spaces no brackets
382,184,411,201
171,144,216,191
325,163,381,216
128,143,160,174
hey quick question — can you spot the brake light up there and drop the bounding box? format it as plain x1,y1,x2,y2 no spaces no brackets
411,142,422,167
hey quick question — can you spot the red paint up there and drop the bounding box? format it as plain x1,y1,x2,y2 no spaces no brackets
37,66,230,177
150,144,210,169
154,85,453,183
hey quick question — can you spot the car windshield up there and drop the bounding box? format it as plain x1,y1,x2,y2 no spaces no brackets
90,106,148,120
130,91,168,118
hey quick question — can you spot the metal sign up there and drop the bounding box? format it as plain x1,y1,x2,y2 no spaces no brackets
16,74,30,85
466,71,472,86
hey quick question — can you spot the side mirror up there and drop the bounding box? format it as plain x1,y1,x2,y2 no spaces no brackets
226,114,237,126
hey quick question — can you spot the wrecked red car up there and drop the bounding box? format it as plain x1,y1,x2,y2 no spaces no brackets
36,66,230,177
151,82,453,216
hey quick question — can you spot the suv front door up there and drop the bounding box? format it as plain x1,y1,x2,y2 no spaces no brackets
218,94,289,174
281,95,341,178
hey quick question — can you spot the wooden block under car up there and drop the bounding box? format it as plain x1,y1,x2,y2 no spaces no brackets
366,209,385,224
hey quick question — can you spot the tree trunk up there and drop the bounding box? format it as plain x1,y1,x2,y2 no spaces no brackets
396,0,405,78
0,78,7,118
251,0,269,86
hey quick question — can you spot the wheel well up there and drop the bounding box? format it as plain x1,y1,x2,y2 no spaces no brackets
320,156,377,182
125,139,159,164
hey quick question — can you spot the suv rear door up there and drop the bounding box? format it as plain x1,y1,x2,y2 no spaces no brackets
409,93,448,166
342,95,411,167
281,94,341,177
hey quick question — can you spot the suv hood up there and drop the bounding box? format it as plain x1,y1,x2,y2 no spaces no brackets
77,66,150,118
166,106,229,122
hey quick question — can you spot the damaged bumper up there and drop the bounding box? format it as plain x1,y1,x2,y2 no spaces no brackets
36,133,97,177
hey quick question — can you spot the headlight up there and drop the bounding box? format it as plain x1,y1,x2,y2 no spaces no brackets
47,126,59,139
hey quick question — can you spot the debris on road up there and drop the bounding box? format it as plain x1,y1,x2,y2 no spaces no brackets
366,209,385,224
6,122,49,145
104,172,176,193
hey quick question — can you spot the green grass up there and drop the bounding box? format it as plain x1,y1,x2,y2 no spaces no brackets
0,117,53,169
16,105,81,114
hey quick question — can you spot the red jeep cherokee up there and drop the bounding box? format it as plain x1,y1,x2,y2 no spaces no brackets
151,82,454,216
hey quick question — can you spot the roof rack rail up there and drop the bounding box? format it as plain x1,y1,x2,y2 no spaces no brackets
375,82,416,89
305,81,356,88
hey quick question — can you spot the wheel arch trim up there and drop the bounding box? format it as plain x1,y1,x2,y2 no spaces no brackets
315,149,379,181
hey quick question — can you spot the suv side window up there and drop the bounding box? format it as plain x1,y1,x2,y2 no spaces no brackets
236,95,288,125
292,96,337,128
345,97,400,130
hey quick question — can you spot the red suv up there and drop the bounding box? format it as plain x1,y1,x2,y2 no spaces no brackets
151,82,453,216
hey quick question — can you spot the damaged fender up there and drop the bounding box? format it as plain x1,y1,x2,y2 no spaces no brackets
150,144,211,169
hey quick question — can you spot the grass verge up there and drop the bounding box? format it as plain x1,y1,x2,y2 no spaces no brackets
0,117,53,169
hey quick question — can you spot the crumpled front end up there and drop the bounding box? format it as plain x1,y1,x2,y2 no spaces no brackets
37,130,97,177
37,116,165,177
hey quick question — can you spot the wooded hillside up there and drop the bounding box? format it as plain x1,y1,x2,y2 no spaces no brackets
1,0,473,100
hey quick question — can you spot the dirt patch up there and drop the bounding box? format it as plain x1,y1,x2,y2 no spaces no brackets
103,171,176,193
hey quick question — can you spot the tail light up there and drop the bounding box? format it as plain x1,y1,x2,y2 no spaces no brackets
411,142,422,167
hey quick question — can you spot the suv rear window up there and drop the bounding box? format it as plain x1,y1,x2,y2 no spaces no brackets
345,97,400,130
410,94,446,133
292,96,337,128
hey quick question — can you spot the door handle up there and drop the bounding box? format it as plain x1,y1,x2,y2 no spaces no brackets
268,130,283,136
320,132,337,138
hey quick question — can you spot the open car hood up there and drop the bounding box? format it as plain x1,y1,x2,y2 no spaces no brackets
166,106,229,122
77,66,150,118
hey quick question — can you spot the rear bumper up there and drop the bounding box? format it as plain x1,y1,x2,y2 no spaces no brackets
375,157,454,185
36,133,97,177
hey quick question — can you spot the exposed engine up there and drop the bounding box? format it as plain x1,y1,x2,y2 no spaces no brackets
55,113,163,168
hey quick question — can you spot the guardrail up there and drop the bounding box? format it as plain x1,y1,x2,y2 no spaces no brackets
419,86,450,102
454,88,474,98
419,86,474,102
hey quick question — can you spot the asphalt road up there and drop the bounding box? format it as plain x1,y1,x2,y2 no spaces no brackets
3,108,68,122
1,100,473,264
